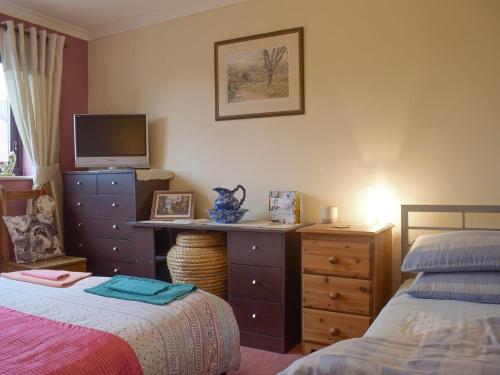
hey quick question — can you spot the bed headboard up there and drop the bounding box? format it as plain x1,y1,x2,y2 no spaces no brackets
401,204,500,279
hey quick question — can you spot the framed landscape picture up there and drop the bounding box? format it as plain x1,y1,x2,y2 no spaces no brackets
215,27,304,121
150,191,195,220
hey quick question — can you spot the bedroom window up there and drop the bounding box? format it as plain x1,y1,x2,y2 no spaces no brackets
0,63,23,175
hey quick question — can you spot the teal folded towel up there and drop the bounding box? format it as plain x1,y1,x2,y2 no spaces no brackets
107,277,169,296
84,275,196,305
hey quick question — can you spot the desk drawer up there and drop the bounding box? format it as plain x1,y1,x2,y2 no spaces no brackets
231,297,282,337
302,308,370,345
302,239,371,279
88,261,136,277
303,274,371,315
229,232,283,267
230,264,282,303
64,174,97,195
97,173,135,196
70,237,134,263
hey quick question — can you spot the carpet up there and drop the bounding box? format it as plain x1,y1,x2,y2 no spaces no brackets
228,346,303,375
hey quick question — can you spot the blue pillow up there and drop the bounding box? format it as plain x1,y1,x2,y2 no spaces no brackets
407,272,500,304
401,231,500,273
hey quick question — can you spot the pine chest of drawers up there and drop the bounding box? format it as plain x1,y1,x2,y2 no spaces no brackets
64,170,168,277
297,223,393,354
228,228,304,353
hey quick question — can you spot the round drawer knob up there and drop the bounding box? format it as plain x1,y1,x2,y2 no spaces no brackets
112,246,118,252
113,268,119,274
112,202,118,208
76,201,82,207
251,245,258,250
330,328,340,335
76,181,82,185
329,292,339,300
328,256,339,264
112,224,119,230
77,243,83,248
111,181,118,185
77,222,83,227
251,313,257,319
251,279,257,285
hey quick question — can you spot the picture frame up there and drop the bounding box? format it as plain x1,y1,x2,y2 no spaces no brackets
215,27,304,121
150,191,195,220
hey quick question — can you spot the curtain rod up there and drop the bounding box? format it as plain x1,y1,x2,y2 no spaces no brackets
0,23,69,48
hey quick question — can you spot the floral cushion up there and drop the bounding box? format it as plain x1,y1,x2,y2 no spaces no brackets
2,211,63,263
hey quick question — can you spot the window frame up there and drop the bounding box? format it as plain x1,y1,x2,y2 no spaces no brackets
0,56,24,176
9,110,23,176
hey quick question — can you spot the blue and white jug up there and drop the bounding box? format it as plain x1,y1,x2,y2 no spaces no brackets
213,185,246,210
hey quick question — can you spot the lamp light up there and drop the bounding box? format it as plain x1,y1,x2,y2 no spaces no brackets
363,186,396,225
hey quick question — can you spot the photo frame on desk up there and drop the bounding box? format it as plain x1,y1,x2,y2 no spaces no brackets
150,191,195,220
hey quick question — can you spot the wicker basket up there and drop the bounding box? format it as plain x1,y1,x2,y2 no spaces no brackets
167,231,228,299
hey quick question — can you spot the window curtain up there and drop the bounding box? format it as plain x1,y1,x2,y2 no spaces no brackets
0,21,65,244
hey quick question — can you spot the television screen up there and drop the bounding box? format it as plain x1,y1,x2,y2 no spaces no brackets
74,114,149,168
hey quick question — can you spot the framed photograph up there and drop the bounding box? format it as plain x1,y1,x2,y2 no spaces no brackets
150,191,195,220
215,27,304,121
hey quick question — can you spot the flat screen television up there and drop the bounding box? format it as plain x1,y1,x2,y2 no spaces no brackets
74,114,149,168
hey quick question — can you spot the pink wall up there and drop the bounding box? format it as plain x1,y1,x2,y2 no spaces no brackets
0,14,88,173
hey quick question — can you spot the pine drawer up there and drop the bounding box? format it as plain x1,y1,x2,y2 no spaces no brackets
302,308,370,345
302,239,371,279
302,274,372,315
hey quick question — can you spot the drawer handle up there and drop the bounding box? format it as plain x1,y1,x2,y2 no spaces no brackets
329,328,340,336
112,246,118,252
77,222,84,228
328,292,339,300
251,245,258,251
77,243,84,248
76,201,82,207
113,268,120,274
76,181,82,185
328,256,339,264
251,313,257,319
112,224,119,230
112,202,118,208
251,279,257,285
111,181,118,185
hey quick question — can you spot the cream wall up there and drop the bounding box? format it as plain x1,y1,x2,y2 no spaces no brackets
88,0,500,287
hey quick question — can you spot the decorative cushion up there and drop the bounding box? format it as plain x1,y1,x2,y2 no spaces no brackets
401,230,500,273
2,212,63,263
407,272,500,304
35,194,57,215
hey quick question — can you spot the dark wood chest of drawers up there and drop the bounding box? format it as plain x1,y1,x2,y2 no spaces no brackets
64,170,168,277
228,229,302,353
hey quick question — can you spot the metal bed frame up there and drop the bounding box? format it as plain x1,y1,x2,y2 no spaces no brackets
401,204,500,279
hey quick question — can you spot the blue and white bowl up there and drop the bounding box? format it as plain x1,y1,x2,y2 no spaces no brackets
205,208,248,224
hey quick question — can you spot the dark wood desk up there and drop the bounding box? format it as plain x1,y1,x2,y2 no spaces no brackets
132,220,308,353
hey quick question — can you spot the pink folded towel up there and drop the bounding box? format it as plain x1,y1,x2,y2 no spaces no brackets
1,270,92,287
21,269,70,281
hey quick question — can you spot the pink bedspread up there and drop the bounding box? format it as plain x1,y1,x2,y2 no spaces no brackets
0,306,142,375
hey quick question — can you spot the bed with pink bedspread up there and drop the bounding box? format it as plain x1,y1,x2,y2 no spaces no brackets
0,276,240,375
